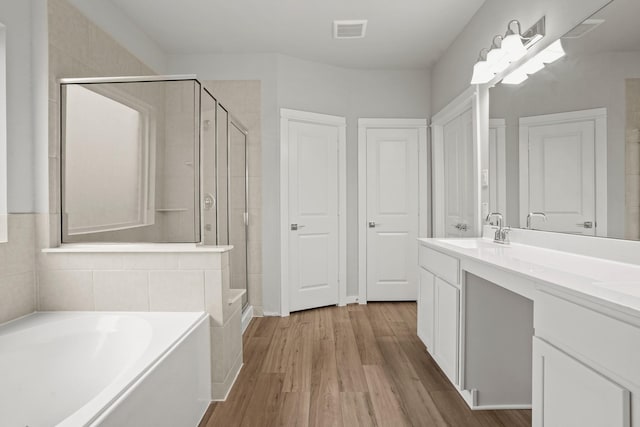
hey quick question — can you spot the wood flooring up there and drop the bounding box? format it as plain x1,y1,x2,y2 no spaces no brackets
201,302,531,427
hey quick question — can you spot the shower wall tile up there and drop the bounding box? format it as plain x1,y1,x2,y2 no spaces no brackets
0,214,37,324
148,270,205,311
37,250,234,317
248,145,262,178
121,253,180,270
626,78,640,239
0,272,36,324
93,270,149,311
205,269,223,326
38,269,94,310
178,253,222,270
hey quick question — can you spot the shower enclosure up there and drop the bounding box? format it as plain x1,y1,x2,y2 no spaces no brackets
60,75,250,308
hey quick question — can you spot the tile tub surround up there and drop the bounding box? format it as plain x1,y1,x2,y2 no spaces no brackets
37,245,243,400
0,214,37,324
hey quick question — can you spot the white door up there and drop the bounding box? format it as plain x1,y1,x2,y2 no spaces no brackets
520,116,596,235
443,109,474,237
365,127,419,301
287,119,340,312
489,119,507,215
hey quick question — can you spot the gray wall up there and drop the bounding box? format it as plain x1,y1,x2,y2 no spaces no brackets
431,0,611,114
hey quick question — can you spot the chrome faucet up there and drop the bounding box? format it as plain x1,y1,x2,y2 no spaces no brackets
485,212,510,244
526,212,547,229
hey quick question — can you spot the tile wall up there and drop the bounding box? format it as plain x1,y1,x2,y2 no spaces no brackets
0,215,36,324
39,248,242,399
626,78,640,239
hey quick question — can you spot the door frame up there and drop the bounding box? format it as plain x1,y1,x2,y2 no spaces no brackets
489,118,507,216
431,86,484,238
279,108,347,317
519,108,607,237
357,118,428,304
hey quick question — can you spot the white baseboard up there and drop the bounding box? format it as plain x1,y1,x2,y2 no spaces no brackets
241,305,253,334
342,296,359,305
263,311,281,317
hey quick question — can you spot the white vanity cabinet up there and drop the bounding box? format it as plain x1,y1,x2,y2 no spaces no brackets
433,277,460,385
533,291,639,427
418,244,461,386
417,268,435,349
533,338,631,427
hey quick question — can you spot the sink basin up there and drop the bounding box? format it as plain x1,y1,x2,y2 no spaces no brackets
435,239,481,249
435,238,510,249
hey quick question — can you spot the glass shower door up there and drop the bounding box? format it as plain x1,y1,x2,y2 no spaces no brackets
228,119,248,308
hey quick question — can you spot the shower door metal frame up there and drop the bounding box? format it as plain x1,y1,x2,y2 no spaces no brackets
228,115,250,310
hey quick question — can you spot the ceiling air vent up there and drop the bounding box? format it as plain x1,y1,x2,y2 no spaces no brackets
563,19,605,38
333,20,368,39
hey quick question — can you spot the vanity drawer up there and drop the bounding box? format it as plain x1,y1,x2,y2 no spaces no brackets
419,245,459,285
535,291,640,388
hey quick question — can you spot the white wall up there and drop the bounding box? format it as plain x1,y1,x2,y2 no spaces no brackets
431,0,611,114
0,0,38,213
168,52,430,314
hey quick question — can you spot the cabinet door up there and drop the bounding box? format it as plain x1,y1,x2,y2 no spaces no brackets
434,277,460,385
533,337,630,427
418,268,435,350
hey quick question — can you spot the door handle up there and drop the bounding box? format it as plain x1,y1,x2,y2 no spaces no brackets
454,223,468,231
577,221,594,229
368,221,377,228
290,224,306,231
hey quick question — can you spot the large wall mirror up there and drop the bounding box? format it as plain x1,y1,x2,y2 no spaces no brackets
489,0,640,240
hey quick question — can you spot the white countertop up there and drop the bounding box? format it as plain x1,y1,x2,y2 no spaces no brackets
419,237,640,317
42,243,234,253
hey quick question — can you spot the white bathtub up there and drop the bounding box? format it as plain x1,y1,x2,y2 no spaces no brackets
0,311,211,427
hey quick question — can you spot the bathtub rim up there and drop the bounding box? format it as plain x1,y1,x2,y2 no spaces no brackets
86,311,211,426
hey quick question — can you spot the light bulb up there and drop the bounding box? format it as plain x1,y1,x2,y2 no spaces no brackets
470,60,495,84
486,47,510,74
501,33,527,62
538,39,566,64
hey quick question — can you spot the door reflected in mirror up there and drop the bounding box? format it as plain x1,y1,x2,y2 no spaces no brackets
488,0,640,240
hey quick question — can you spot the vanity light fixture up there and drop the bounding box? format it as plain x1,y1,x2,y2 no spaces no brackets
538,39,566,63
501,69,528,85
501,20,528,62
470,49,495,84
470,17,546,85
502,39,565,85
486,36,511,74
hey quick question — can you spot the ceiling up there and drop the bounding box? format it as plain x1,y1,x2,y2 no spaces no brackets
105,0,485,69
